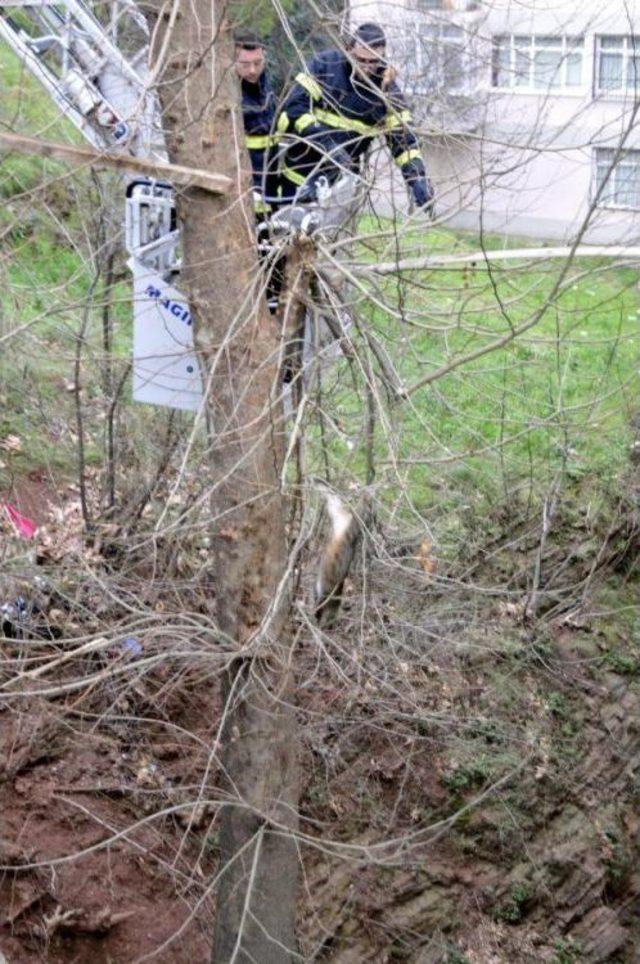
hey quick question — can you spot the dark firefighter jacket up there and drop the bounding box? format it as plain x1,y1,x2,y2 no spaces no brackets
241,71,279,210
277,49,428,201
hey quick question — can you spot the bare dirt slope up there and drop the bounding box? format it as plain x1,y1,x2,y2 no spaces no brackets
1,485,639,963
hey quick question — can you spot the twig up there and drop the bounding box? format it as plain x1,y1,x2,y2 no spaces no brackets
0,131,233,194
74,272,100,530
351,245,640,275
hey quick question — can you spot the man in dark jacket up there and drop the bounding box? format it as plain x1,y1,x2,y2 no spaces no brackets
277,22,434,212
234,30,280,215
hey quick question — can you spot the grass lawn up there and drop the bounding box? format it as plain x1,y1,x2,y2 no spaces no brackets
310,220,639,544
0,42,138,479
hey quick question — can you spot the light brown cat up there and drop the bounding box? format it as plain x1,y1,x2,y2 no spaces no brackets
314,491,361,628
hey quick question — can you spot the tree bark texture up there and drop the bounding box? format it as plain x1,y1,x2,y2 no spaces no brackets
146,4,299,961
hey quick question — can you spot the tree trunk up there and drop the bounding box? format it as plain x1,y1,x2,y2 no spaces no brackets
146,4,299,960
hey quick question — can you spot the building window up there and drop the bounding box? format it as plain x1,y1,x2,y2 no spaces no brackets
595,36,640,93
413,21,467,92
595,148,640,209
492,35,584,90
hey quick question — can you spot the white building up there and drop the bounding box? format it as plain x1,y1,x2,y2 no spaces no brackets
353,0,640,242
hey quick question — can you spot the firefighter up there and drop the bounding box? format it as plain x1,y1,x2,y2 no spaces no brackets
234,30,280,215
277,22,435,213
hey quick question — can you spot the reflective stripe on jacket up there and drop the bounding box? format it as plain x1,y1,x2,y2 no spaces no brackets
278,49,426,188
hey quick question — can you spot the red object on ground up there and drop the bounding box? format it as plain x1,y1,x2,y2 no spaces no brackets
3,502,38,539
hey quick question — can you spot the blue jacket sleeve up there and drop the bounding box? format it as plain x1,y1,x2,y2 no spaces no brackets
384,82,431,202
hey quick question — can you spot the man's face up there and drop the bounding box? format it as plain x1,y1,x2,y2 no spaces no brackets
235,46,266,84
350,42,386,78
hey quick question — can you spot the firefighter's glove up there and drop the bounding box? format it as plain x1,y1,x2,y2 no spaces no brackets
412,177,436,219
252,188,272,216
296,176,321,204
